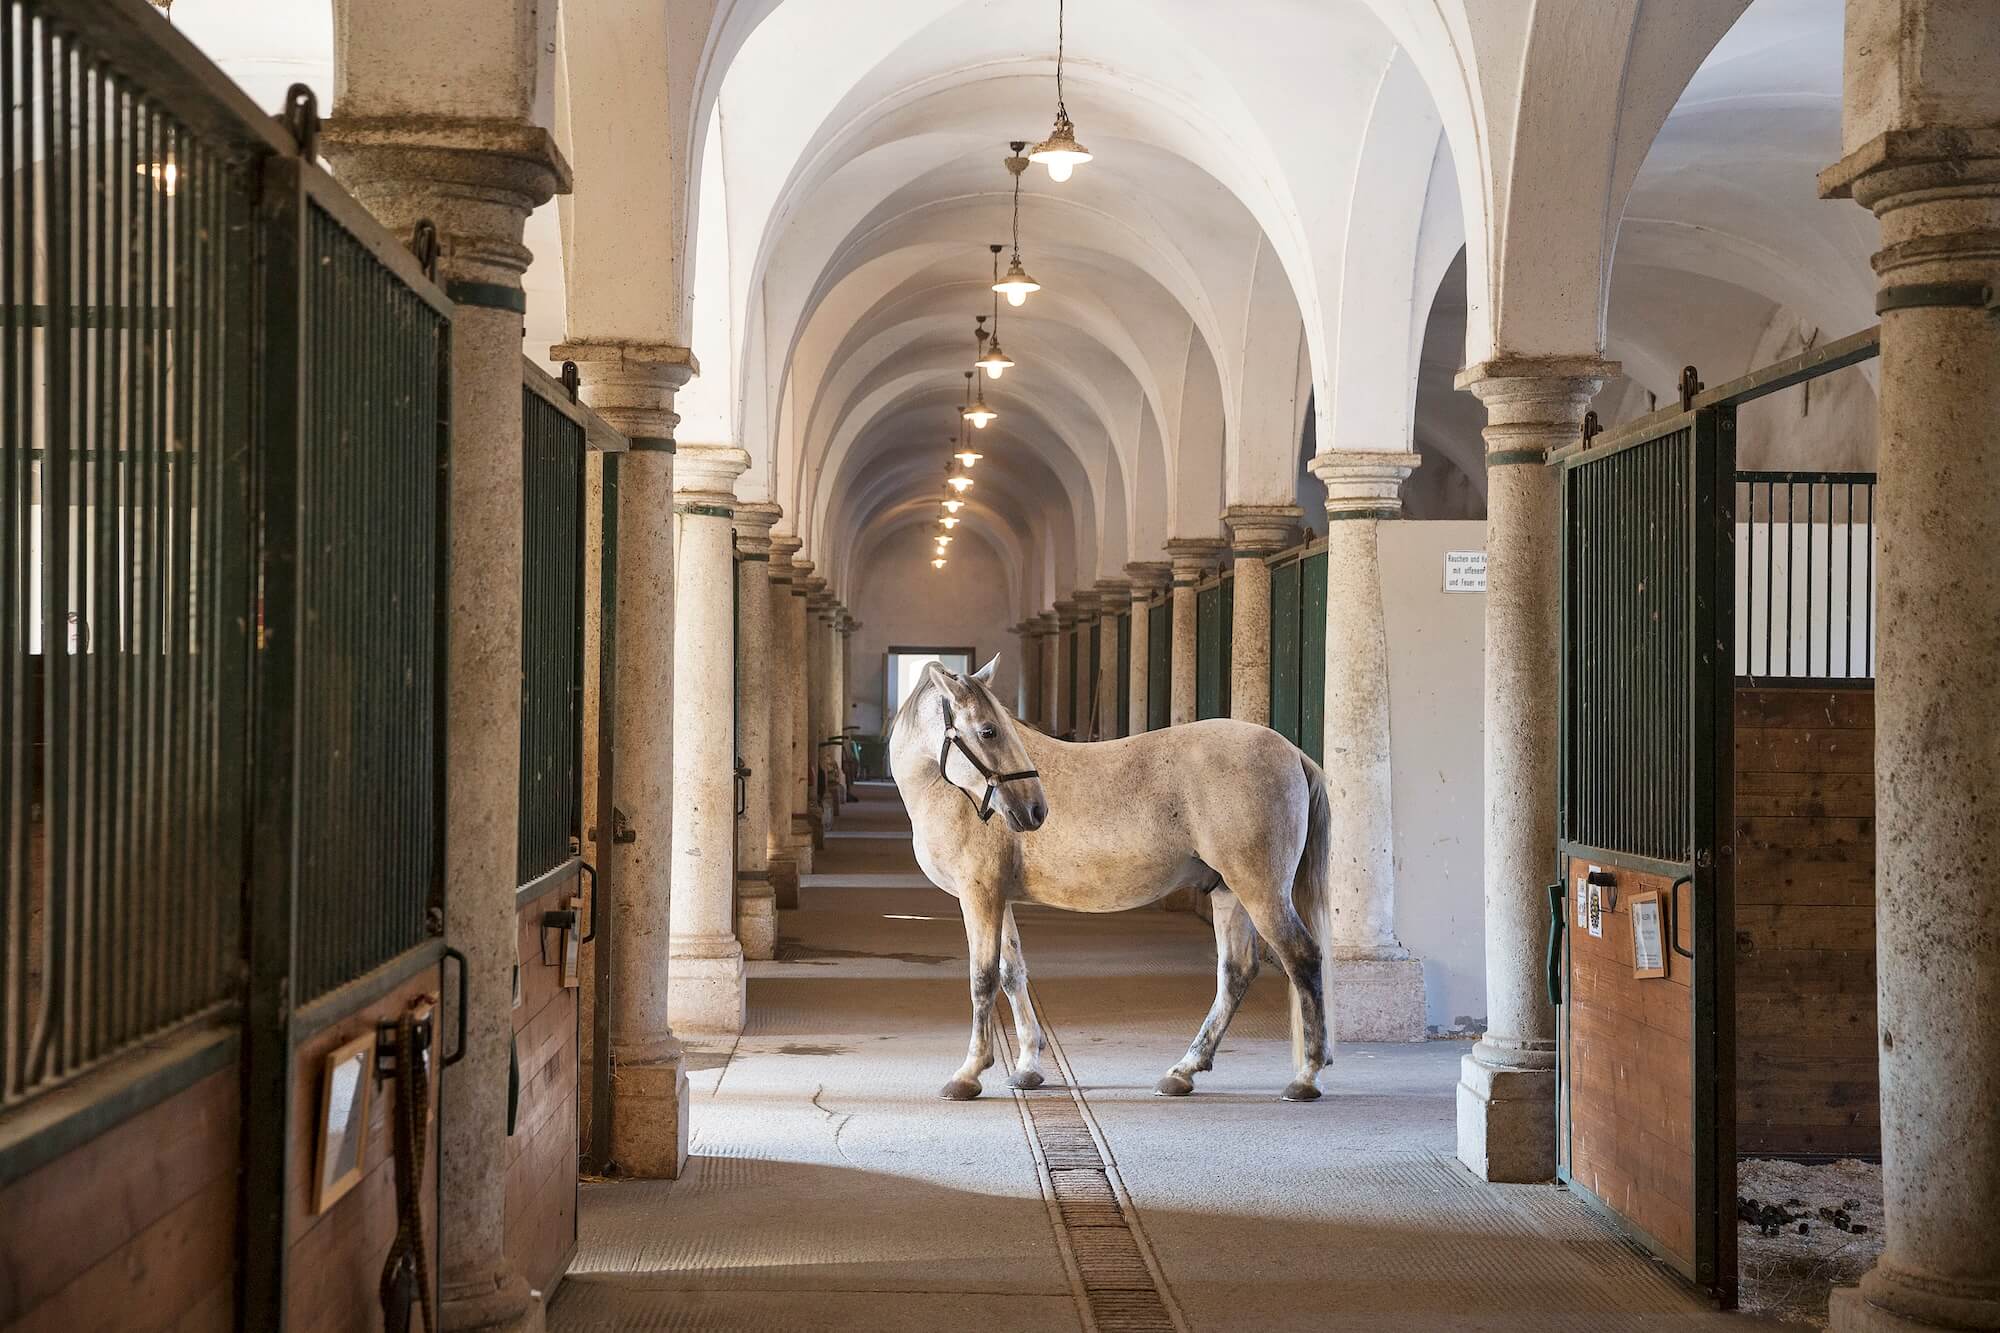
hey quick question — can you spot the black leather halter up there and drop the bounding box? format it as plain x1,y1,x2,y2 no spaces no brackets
936,697,1039,823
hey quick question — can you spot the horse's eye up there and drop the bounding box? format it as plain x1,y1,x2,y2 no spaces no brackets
978,725,997,741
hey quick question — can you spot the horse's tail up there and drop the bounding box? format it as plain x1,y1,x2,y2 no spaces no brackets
1289,752,1335,1067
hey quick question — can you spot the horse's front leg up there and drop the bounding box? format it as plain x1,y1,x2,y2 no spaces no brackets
999,905,1049,1089
941,894,1004,1100
1157,890,1258,1096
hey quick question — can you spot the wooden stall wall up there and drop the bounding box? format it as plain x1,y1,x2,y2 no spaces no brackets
0,1050,239,1331
285,972,441,1333
507,894,580,1298
1562,860,1699,1269
1733,687,1878,1156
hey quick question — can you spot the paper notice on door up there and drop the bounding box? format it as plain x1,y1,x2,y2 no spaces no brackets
1587,884,1604,938
1577,867,1596,929
1631,894,1666,977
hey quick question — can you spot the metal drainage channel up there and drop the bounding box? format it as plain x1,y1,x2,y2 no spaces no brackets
1006,1013,1186,1333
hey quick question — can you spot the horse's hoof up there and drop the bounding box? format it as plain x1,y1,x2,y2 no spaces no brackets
939,1078,982,1101
1154,1073,1195,1097
1009,1069,1045,1090
1281,1080,1322,1102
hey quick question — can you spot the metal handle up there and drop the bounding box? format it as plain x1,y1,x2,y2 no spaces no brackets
1668,875,1695,959
441,946,469,1068
578,863,597,943
1546,882,1566,1007
735,760,750,817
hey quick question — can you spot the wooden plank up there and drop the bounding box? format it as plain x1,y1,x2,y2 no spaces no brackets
1735,727,1874,773
8,1174,236,1333
1736,904,1874,953
0,1066,238,1324
1734,688,1874,731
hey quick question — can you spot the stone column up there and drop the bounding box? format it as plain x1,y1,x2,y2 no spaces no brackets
323,12,569,1316
731,503,780,961
1051,599,1081,736
787,561,816,873
1094,579,1131,739
1309,452,1427,1042
1013,622,1039,719
666,446,749,1035
1820,7,2000,1327
1222,505,1301,726
766,535,803,907
1124,562,1169,734
802,578,831,846
1165,538,1224,725
543,347,696,1188
1036,613,1061,732
1453,356,1615,1183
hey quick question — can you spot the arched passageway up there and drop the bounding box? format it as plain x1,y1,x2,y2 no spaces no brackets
3,1,1998,1331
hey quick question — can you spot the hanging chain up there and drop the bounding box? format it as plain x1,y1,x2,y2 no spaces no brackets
1055,0,1067,116
1011,167,1024,263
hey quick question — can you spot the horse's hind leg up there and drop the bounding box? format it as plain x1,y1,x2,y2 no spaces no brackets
942,895,1004,1100
1229,889,1331,1102
998,906,1049,1089
1156,890,1259,1096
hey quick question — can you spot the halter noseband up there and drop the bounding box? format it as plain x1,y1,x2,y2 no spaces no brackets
937,697,1040,823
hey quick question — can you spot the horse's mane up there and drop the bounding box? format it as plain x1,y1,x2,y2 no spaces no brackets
888,663,1040,749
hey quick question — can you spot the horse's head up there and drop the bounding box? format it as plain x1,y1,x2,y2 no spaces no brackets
927,655,1048,833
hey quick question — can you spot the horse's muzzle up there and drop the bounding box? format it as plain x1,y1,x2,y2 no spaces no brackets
1002,788,1048,833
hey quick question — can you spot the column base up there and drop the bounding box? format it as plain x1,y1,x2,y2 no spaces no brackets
790,817,814,875
608,1047,690,1180
769,853,800,909
737,875,776,960
1456,1047,1557,1182
808,807,826,850
1831,1268,2000,1332
668,941,747,1035
1330,954,1427,1042
440,1267,543,1332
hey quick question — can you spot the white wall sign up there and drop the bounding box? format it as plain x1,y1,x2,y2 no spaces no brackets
1444,550,1487,593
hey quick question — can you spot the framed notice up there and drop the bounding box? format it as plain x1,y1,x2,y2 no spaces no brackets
1629,891,1667,979
314,1031,376,1213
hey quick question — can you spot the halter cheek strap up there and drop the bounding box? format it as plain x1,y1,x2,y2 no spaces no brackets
937,698,1040,823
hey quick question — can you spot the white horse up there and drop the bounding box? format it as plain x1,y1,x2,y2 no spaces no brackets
889,655,1334,1102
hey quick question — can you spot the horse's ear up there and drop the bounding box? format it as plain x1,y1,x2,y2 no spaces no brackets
971,654,999,685
925,660,972,701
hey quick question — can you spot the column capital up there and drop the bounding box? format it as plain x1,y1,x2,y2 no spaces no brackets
672,443,750,508
1124,561,1172,593
1069,588,1100,615
733,501,782,554
1454,357,1618,466
1034,612,1060,634
1821,126,2000,210
1309,450,1421,521
1223,504,1302,555
1053,598,1080,627
1165,536,1227,584
552,341,699,444
1093,577,1133,610
319,117,569,291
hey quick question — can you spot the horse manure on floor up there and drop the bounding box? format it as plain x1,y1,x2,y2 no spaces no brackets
1736,1157,1884,1326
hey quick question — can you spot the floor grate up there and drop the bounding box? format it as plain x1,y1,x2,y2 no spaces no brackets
1008,1013,1186,1333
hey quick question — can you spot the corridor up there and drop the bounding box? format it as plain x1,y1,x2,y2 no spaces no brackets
550,783,1737,1332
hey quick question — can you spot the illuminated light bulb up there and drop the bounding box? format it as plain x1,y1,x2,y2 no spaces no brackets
943,497,965,514
947,474,974,493
140,159,179,195
976,338,1013,380
932,557,947,570
940,515,961,530
954,448,982,468
993,257,1040,308
1031,112,1092,182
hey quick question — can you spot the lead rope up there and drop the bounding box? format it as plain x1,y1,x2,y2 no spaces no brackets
379,1010,435,1333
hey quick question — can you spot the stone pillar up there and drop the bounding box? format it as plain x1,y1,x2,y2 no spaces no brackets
543,347,696,1188
1124,562,1169,734
1069,590,1101,737
1453,356,1615,1183
731,503,779,962
666,446,749,1035
1222,505,1300,726
766,535,803,908
1013,622,1040,720
1819,7,2000,1327
1094,579,1131,739
1165,538,1224,725
1037,613,1061,732
1048,600,1075,735
1309,452,1427,1041
802,578,831,846
323,11,569,1316
787,561,816,873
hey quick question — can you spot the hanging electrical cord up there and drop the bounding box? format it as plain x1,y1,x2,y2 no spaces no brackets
995,143,1041,306
1029,0,1092,180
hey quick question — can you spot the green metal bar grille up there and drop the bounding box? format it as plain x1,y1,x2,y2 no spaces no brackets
1299,551,1326,764
289,198,447,1003
1114,610,1130,739
1268,558,1301,747
2,1,253,1105
1563,427,1694,863
518,384,584,885
1146,601,1168,732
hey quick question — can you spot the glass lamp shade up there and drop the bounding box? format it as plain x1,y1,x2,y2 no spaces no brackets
1029,110,1092,182
993,257,1040,307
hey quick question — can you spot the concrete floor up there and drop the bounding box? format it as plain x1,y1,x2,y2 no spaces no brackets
551,782,1759,1331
